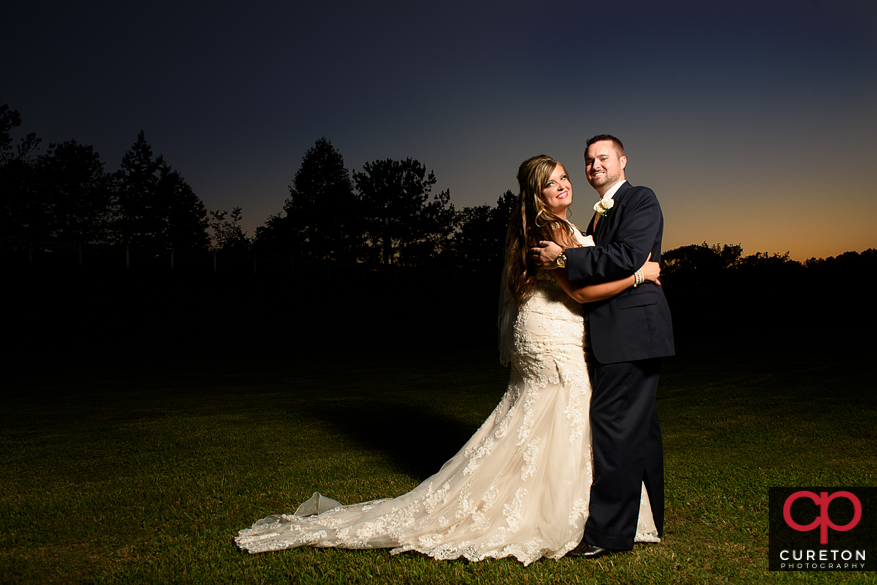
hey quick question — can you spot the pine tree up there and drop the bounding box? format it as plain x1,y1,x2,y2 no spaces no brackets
114,131,209,249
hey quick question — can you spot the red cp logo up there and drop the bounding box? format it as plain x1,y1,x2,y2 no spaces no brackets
783,491,862,544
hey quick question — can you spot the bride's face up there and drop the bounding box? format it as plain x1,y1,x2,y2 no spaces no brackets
540,164,572,216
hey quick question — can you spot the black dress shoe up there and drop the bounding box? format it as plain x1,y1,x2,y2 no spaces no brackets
565,542,617,559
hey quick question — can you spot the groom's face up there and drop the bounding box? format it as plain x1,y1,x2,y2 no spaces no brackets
585,140,626,193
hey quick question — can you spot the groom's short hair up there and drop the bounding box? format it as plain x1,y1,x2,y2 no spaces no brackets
586,134,625,156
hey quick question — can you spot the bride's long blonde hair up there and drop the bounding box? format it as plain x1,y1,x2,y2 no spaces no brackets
505,155,579,307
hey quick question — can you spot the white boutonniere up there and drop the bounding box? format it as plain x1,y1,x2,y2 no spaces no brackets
594,195,614,217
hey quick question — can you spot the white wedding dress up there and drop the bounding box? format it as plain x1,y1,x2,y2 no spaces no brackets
235,232,658,565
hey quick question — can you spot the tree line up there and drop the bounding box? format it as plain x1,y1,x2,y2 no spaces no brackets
6,102,876,354
2,105,214,251
1,103,513,272
661,242,877,344
252,137,515,270
3,101,873,280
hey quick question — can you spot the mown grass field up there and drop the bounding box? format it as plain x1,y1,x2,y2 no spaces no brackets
2,340,875,584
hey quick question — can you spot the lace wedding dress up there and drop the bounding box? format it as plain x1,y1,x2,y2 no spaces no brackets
235,232,659,565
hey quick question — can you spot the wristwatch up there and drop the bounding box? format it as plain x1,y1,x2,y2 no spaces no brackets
555,251,567,268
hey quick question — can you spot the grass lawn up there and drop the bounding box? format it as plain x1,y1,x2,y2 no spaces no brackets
1,341,875,584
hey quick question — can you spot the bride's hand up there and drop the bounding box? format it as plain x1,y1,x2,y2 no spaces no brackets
640,254,661,284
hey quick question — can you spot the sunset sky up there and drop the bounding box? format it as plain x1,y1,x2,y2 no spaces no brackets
6,0,876,260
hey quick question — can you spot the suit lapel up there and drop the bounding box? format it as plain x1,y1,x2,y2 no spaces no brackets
611,181,632,206
586,212,598,237
593,181,631,244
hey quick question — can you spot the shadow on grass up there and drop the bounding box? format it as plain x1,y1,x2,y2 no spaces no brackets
296,398,485,481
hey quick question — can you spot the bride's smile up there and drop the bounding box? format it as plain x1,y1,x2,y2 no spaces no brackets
541,164,573,216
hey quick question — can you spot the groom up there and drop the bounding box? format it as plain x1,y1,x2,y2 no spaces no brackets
531,135,674,558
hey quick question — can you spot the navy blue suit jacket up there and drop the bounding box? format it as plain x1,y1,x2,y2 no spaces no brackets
566,181,675,364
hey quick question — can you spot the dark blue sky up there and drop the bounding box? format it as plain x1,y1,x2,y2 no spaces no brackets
6,0,876,259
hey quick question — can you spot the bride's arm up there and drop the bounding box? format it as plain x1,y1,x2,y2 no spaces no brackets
550,260,660,303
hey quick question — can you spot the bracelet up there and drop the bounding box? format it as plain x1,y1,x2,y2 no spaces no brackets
634,269,644,287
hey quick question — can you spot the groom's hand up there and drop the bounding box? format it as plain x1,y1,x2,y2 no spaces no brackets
530,241,563,269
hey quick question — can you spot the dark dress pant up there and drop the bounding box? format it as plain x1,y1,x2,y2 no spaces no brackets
582,357,664,550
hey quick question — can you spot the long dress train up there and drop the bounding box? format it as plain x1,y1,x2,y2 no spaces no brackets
235,234,658,565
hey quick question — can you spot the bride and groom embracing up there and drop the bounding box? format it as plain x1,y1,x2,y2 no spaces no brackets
235,135,675,565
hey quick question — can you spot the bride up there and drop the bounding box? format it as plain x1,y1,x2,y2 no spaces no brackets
235,155,662,565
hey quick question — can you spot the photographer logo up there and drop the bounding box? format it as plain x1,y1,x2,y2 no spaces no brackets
769,487,874,572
